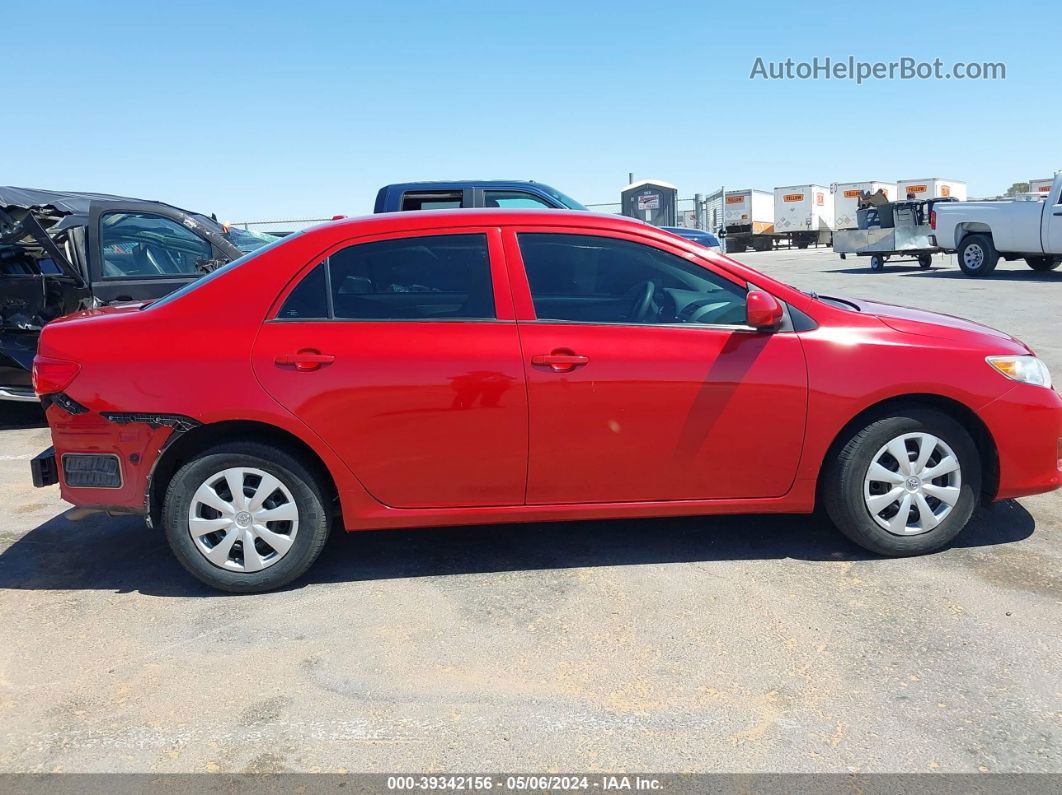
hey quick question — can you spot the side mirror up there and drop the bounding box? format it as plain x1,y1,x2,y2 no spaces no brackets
746,291,784,331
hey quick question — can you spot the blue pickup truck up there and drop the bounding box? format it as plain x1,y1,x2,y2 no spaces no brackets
374,180,586,213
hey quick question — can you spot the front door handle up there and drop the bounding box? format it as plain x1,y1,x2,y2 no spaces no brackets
531,350,590,372
274,349,335,371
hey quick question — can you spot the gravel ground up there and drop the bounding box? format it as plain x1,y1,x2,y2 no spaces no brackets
0,247,1059,774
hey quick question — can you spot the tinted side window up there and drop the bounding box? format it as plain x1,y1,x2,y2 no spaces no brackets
330,235,493,320
399,192,463,211
99,212,211,278
277,262,328,319
483,191,553,209
518,233,747,326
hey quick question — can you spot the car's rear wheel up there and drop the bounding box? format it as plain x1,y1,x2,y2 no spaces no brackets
163,442,331,593
823,409,980,556
1025,256,1060,272
957,234,998,276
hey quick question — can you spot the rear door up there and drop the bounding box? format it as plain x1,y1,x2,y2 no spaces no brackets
251,226,528,509
86,201,233,303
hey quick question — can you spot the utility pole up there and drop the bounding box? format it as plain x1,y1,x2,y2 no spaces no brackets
719,185,725,253
694,193,704,230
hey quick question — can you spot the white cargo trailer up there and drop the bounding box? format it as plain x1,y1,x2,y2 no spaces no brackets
708,187,831,253
896,178,967,201
833,181,896,230
723,189,774,232
705,188,776,251
774,184,833,235
1029,178,1054,196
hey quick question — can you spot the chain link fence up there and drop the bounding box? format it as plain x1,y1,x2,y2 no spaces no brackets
233,217,334,233
547,197,714,230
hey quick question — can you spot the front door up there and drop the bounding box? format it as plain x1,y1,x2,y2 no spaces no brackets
1044,182,1062,255
252,228,528,509
86,201,232,304
507,229,807,505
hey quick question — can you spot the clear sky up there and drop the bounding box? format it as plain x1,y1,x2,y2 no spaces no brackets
4,0,1057,221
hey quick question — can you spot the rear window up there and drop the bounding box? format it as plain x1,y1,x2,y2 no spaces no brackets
399,191,463,211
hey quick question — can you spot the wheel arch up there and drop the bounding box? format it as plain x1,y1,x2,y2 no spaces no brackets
815,393,1000,502
148,419,342,528
956,223,993,247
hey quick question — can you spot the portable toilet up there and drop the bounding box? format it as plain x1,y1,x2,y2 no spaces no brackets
621,180,678,226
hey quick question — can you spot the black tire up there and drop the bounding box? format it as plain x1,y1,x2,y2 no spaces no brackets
918,254,933,269
869,255,885,272
163,441,331,593
957,234,998,276
822,409,981,557
1025,256,1060,272
727,240,746,254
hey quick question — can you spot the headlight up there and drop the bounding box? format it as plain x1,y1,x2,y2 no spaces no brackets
986,355,1053,389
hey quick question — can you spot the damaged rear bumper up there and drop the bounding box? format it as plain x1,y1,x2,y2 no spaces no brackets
37,394,201,513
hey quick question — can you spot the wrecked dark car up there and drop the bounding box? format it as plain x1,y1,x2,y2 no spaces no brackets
0,188,274,402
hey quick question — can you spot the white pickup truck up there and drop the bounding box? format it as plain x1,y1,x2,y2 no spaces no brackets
930,173,1062,276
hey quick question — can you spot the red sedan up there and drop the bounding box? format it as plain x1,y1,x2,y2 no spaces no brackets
31,210,1062,592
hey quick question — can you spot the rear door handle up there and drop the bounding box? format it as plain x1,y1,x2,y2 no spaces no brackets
274,349,335,371
531,351,590,372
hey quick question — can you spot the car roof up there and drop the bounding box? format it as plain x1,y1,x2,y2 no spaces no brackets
0,186,201,217
0,186,220,235
380,180,558,191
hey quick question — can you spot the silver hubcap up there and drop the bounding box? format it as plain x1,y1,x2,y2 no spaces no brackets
963,244,984,269
863,433,961,536
188,467,299,572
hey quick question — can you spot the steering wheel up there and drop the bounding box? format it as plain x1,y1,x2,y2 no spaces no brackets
627,280,657,322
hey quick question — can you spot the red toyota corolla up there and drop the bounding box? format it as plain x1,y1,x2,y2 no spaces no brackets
30,210,1062,592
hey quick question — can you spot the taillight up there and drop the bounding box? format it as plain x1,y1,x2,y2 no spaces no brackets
930,209,937,230
32,356,81,396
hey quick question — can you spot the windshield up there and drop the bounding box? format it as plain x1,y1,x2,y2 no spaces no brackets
145,232,299,310
538,184,587,211
224,226,282,253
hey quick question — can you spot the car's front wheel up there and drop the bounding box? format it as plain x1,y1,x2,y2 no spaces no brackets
823,409,980,556
163,442,331,593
